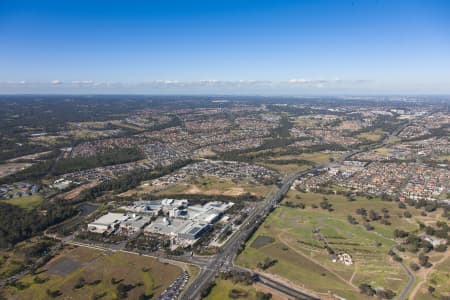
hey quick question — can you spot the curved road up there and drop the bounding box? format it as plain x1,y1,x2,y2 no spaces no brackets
181,116,422,300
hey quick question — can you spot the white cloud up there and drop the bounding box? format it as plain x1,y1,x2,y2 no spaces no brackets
287,78,371,87
0,78,372,92
0,80,27,85
71,80,94,85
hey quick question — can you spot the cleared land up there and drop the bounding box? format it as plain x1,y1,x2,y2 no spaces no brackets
5,246,181,300
257,151,340,173
121,175,274,199
261,151,339,165
61,181,99,201
236,191,438,300
0,162,32,178
293,116,341,128
6,151,52,162
286,152,340,164
260,162,310,174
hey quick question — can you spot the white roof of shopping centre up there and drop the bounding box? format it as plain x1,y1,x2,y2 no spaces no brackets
90,212,128,226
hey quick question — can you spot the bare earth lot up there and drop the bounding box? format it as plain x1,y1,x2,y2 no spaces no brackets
0,163,32,178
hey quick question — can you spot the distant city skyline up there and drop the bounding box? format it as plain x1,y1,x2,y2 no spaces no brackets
1,0,450,94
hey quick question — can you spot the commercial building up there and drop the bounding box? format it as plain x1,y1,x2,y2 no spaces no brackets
87,212,129,234
119,214,152,235
140,199,233,242
178,222,211,240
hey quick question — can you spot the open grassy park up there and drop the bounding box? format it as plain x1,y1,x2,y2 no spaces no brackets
236,190,441,300
4,246,181,300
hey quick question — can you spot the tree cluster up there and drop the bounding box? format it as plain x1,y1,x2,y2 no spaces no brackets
0,201,75,248
257,257,278,270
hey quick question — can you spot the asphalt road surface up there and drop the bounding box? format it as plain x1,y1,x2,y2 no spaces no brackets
181,168,315,300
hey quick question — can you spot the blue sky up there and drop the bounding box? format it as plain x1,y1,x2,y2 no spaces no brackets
1,0,450,94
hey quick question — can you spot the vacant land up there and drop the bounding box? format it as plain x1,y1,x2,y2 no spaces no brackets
61,180,99,201
0,237,56,281
264,151,339,164
373,147,390,155
251,235,275,249
357,129,385,142
205,279,286,300
5,246,181,300
205,279,258,300
386,136,401,144
0,194,43,210
435,153,450,162
236,191,438,299
294,116,341,128
260,162,310,174
256,151,340,173
0,163,32,178
286,152,340,164
410,253,450,300
6,151,52,162
122,175,274,199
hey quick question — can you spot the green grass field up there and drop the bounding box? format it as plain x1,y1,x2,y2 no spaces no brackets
257,151,340,173
357,129,385,142
5,246,181,300
413,255,450,300
0,194,43,210
236,191,437,299
205,279,258,300
0,237,55,281
259,162,310,174
279,152,339,164
386,136,401,144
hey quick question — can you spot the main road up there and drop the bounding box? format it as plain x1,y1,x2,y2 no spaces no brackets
181,168,319,300
181,116,421,300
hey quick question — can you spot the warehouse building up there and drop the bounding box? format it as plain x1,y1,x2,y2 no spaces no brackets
87,212,129,234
